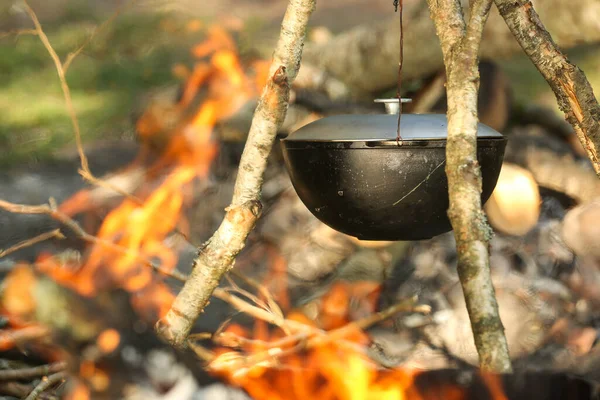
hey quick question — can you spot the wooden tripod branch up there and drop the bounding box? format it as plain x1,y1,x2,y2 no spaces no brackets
426,0,512,372
493,0,600,176
156,0,316,347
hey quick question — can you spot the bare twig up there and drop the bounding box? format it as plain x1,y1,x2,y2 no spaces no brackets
187,339,216,363
62,0,137,73
21,1,198,256
229,269,285,321
22,1,88,174
213,329,307,350
0,199,187,282
426,0,512,372
493,0,600,176
0,229,64,259
0,362,67,381
0,29,37,40
24,372,67,400
0,199,294,335
157,0,316,347
76,169,146,208
0,326,50,351
329,300,430,339
208,300,430,372
212,288,289,333
0,381,36,399
224,275,270,317
21,1,150,205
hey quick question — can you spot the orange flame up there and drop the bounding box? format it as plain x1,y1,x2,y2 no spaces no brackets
38,22,269,321
210,279,510,400
222,342,420,400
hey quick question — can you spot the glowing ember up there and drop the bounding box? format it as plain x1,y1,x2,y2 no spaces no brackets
96,329,120,354
66,382,91,400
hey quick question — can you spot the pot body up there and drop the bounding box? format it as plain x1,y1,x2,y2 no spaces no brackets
281,139,506,240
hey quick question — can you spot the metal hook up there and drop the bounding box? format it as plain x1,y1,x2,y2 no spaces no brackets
374,98,412,147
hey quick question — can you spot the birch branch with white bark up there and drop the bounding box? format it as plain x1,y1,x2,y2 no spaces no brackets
156,0,316,347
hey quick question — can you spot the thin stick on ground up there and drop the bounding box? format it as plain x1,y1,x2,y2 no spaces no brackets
157,0,317,347
0,382,38,399
24,372,67,400
425,0,512,372
0,362,67,381
493,0,600,176
0,229,64,259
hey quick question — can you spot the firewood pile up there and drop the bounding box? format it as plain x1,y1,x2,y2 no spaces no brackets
1,16,600,400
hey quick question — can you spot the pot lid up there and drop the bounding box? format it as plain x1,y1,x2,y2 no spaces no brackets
282,113,503,142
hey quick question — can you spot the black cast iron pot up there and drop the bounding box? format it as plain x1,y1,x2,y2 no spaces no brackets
280,113,507,241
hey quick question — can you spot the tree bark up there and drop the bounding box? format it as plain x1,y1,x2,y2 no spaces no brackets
426,0,513,373
156,0,316,347
301,0,600,97
493,0,600,176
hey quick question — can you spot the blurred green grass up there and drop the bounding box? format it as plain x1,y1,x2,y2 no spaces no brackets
0,10,206,166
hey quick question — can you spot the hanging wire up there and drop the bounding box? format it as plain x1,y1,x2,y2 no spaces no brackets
394,0,404,146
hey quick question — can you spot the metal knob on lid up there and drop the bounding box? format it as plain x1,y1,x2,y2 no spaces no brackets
374,98,412,115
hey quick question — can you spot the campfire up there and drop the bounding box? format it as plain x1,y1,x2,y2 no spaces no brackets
1,2,600,400
40,22,269,319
